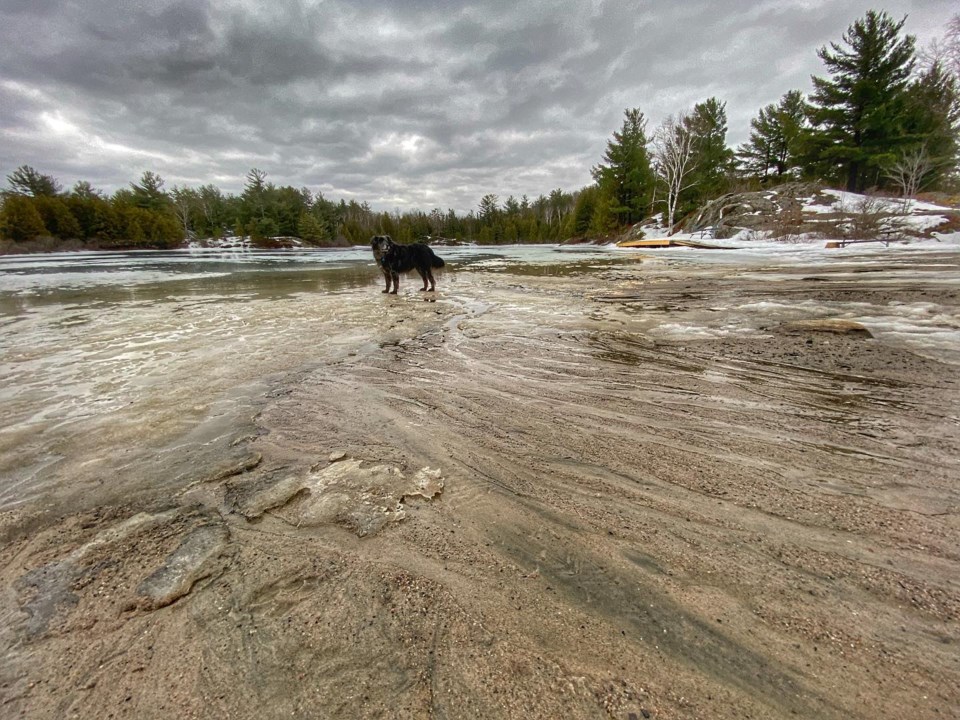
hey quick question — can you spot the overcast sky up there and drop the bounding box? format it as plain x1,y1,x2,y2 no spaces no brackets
0,0,954,212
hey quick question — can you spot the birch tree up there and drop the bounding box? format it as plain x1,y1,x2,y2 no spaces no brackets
170,185,196,238
651,114,697,232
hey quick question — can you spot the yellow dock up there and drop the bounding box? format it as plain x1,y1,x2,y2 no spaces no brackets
615,238,735,249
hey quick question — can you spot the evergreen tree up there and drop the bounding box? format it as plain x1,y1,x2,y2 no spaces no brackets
131,171,170,211
274,185,310,236
243,168,268,221
478,194,499,224
737,90,808,181
92,200,121,241
572,186,598,236
588,184,619,234
901,61,959,189
34,196,82,239
71,181,103,199
298,211,329,244
591,107,655,227
0,195,48,241
682,98,734,210
6,165,61,196
808,10,916,191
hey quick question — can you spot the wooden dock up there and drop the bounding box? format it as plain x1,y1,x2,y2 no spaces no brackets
615,238,736,249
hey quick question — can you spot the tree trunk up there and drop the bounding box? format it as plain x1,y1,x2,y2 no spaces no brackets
846,160,860,192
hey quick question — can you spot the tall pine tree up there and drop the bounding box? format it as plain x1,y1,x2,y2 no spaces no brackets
808,10,916,192
591,108,655,227
737,90,808,181
901,61,960,189
6,165,61,197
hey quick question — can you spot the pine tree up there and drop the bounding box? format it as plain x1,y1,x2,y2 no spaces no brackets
131,171,170,211
572,186,598,236
0,195,49,241
298,211,329,244
478,194,499,224
243,168,268,221
738,91,808,181
71,181,103,199
591,108,655,227
6,165,61,196
901,61,959,189
34,196,82,239
808,10,916,191
684,98,734,204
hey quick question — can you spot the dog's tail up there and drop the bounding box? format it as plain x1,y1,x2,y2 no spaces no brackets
429,248,445,268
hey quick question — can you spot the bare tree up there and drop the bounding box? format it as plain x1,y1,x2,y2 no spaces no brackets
950,14,960,77
885,144,935,210
170,185,196,238
651,114,697,233
921,14,960,77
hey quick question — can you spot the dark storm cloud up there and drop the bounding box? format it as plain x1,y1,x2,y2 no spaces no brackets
0,0,954,212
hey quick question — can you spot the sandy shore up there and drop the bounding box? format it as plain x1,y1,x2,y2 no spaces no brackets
2,247,959,719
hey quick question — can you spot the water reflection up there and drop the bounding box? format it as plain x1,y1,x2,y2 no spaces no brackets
0,245,622,313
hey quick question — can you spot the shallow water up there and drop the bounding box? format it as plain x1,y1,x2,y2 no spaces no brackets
1,243,959,512
0,245,611,509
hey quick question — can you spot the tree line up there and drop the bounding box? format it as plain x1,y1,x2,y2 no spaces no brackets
586,11,958,236
1,10,957,250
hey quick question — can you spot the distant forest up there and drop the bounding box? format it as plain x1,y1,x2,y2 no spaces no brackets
2,10,958,251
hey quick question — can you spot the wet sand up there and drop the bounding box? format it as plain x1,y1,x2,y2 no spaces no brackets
1,247,959,719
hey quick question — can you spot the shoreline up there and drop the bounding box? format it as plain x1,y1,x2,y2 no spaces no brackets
2,248,959,718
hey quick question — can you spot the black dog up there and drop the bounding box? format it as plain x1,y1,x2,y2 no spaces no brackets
370,235,445,294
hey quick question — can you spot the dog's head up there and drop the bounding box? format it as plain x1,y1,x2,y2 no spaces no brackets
370,234,394,263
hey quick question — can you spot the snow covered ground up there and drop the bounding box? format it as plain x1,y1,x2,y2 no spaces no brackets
185,235,306,250
631,186,957,247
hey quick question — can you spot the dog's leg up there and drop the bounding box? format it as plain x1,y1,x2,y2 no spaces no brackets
426,268,436,291
390,271,399,294
417,268,428,291
381,268,391,293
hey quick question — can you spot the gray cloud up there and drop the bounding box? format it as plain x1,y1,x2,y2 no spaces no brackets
0,0,954,212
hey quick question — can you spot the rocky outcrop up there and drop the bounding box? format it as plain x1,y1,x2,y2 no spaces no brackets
778,319,873,337
683,183,826,238
681,182,957,241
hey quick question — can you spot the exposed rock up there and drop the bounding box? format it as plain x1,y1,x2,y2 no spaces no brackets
136,524,230,609
197,452,262,484
404,467,444,501
15,511,181,632
779,319,873,337
233,473,310,519
684,182,825,238
15,560,80,637
230,459,445,537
